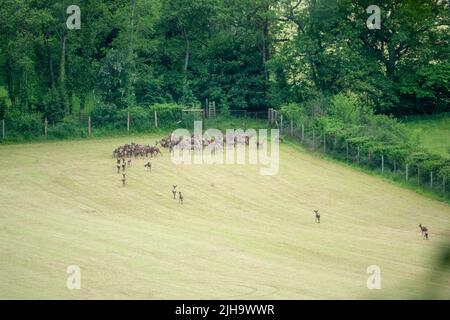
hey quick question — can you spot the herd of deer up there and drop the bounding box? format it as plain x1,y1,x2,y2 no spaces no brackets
112,138,431,240
112,142,163,159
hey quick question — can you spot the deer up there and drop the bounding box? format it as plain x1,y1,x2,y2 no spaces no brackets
179,191,184,204
314,210,320,224
172,185,177,199
419,224,429,240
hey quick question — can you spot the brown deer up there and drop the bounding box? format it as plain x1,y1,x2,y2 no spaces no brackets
121,173,126,187
179,191,184,204
419,224,429,240
314,210,320,224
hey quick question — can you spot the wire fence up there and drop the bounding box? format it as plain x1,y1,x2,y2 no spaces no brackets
1,107,449,199
272,118,449,199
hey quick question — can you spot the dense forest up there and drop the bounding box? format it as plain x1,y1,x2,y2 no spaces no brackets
0,0,448,124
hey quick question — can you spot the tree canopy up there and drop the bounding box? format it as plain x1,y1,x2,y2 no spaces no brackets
0,0,448,121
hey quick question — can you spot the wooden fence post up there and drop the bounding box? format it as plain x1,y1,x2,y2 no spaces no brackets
417,166,420,185
346,141,349,160
323,134,326,153
301,124,304,142
406,164,409,181
381,155,384,173
290,119,293,136
154,110,158,128
443,176,446,193
312,128,315,151
44,117,48,137
127,112,130,132
357,146,360,163
430,171,433,189
280,115,283,133
88,114,92,137
2,119,4,140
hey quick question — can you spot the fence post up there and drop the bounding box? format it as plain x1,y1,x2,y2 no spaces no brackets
280,115,283,133
127,112,130,132
443,176,446,193
88,114,92,137
301,124,304,142
381,155,384,173
1,119,4,140
346,141,349,160
154,110,158,128
430,171,433,189
312,128,315,151
417,166,420,185
357,146,360,163
323,133,326,153
406,164,409,181
290,120,293,136
44,117,48,137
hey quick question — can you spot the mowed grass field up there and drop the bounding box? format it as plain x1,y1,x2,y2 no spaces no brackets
0,135,449,299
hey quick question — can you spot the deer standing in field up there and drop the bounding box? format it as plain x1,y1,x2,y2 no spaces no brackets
179,191,184,204
121,173,127,187
314,210,320,224
419,224,429,240
116,159,121,174
172,185,177,199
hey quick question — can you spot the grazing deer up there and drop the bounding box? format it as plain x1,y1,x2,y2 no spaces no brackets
419,224,429,240
172,185,177,199
314,210,320,224
179,191,184,204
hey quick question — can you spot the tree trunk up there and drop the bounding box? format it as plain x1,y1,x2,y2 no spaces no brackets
183,28,190,73
44,30,56,90
261,10,269,82
59,35,69,114
79,94,86,123
386,42,396,80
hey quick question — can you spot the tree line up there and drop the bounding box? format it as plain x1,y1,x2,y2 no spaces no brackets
0,0,449,124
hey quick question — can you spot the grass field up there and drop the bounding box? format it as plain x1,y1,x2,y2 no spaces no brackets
0,135,449,299
404,114,450,158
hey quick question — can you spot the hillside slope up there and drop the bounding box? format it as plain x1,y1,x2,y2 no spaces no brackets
0,135,449,299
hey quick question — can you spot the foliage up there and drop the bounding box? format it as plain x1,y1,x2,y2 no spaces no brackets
4,110,43,139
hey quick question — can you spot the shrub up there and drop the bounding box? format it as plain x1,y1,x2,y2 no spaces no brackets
48,117,86,139
149,103,184,126
5,110,43,139
119,106,150,131
90,104,121,129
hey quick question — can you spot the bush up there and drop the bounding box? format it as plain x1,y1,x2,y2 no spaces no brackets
5,110,43,139
91,104,121,129
48,117,86,139
119,106,150,131
150,103,183,126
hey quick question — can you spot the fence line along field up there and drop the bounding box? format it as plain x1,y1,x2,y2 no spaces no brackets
0,135,449,299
